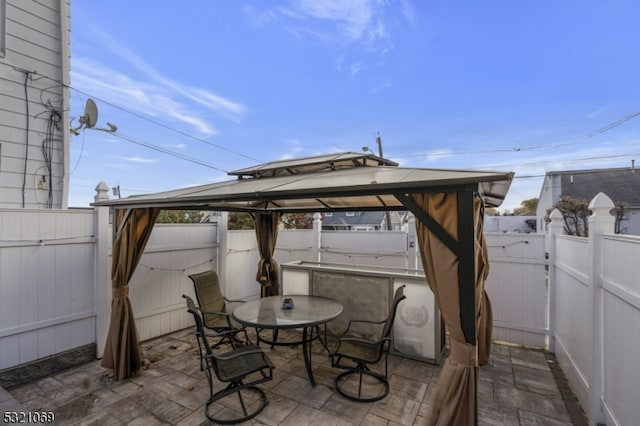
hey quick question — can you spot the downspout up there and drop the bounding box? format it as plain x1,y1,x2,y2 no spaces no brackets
59,0,71,208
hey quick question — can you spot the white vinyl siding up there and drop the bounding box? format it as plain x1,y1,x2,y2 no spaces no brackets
0,0,70,209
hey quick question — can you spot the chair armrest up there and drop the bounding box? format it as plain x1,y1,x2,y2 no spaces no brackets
223,296,246,304
207,346,274,368
331,336,391,356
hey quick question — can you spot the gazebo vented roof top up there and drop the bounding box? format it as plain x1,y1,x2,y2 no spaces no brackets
92,152,514,211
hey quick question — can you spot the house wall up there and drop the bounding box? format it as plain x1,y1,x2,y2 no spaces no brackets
483,215,536,233
537,172,640,236
0,0,71,209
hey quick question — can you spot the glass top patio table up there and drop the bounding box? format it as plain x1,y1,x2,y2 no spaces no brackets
232,295,343,329
232,295,343,386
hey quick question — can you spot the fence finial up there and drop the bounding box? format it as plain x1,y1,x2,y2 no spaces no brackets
588,192,615,226
94,181,110,202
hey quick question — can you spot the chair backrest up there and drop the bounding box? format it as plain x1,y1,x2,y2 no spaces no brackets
189,270,228,328
183,294,214,355
381,285,407,339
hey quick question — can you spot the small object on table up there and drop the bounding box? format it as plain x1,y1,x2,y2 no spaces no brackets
282,298,294,309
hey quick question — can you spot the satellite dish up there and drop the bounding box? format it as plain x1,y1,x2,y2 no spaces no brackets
71,98,99,135
79,98,98,129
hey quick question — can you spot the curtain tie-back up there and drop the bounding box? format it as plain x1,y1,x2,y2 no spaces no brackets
113,286,129,298
450,339,478,367
257,259,275,284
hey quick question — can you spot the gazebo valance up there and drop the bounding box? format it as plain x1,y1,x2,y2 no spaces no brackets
93,151,514,425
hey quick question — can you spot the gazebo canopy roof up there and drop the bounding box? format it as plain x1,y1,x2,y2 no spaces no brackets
92,152,514,211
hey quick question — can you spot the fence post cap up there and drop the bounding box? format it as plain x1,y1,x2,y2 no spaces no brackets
588,192,614,211
549,209,563,222
94,181,110,202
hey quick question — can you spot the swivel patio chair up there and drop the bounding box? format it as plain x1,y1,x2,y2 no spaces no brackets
184,294,274,424
188,270,251,349
330,284,406,402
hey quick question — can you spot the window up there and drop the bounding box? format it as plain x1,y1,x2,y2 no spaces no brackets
346,211,355,216
324,212,333,217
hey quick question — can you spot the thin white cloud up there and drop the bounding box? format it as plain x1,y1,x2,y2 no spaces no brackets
289,0,381,42
97,34,248,122
243,4,281,27
72,30,248,135
72,59,218,136
165,143,187,150
124,156,158,164
250,0,412,73
423,149,453,163
278,138,304,159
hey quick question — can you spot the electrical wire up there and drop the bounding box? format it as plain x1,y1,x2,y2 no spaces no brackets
70,90,88,176
0,62,262,166
392,110,640,161
111,130,228,172
3,62,638,183
70,87,261,163
21,71,31,207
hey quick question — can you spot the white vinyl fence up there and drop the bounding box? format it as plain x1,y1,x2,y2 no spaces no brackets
129,223,220,342
0,208,96,370
2,192,639,425
484,233,547,348
549,193,640,426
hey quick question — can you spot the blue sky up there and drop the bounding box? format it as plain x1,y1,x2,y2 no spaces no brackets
68,1,640,211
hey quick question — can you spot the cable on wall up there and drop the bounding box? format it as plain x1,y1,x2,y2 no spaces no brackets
21,70,32,207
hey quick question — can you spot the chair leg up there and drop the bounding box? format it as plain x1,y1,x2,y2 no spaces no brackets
205,386,268,424
334,365,390,403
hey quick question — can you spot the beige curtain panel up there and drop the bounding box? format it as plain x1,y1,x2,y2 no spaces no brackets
101,207,160,380
254,212,281,298
411,193,491,426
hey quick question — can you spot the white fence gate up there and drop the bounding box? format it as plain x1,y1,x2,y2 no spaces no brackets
485,233,547,348
0,209,96,370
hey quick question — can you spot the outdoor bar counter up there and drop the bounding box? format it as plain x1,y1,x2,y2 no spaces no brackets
281,260,442,364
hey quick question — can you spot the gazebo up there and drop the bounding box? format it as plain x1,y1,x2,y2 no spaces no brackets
93,152,514,425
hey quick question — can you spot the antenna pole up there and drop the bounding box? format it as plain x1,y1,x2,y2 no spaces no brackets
376,132,384,158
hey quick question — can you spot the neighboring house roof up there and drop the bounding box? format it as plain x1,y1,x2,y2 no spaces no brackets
551,167,640,206
322,211,386,227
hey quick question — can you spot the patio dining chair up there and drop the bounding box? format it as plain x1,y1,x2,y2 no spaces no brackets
184,294,274,424
330,284,406,402
188,270,251,349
